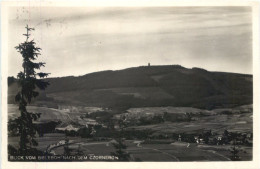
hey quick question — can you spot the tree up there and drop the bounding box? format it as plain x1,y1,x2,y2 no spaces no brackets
8,25,49,155
76,145,84,155
110,137,130,161
63,137,71,155
78,126,92,138
229,138,241,161
110,121,130,161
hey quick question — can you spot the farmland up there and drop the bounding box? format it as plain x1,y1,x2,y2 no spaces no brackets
54,141,233,161
121,105,252,134
8,135,252,161
9,135,252,161
127,111,252,134
8,104,100,124
8,104,253,134
8,103,253,161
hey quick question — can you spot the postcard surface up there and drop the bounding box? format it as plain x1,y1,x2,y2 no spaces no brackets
1,1,260,169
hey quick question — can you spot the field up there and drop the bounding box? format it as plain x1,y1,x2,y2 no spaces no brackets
8,103,253,137
126,105,252,134
8,104,252,161
128,113,252,134
8,104,253,134
8,104,95,124
9,132,252,161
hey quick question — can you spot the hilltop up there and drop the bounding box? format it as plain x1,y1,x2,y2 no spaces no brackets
8,65,253,110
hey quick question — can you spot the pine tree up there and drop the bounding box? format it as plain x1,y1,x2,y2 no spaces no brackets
8,25,49,155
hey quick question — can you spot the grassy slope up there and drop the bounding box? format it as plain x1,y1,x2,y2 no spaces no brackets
8,65,253,109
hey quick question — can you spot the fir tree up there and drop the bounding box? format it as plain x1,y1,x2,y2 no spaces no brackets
8,25,49,155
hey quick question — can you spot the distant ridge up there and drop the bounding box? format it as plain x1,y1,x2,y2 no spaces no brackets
8,65,252,110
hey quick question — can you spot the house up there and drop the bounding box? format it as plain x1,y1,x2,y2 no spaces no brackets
246,133,253,139
194,136,200,143
90,128,96,135
215,135,223,145
56,124,80,132
133,140,144,147
114,125,120,129
178,134,182,141
217,136,223,141
199,138,205,144
194,136,205,144
83,118,99,125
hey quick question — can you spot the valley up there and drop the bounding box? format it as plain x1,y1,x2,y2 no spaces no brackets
8,103,253,161
7,65,253,161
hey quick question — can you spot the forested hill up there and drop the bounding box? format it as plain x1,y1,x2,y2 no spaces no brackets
8,65,253,110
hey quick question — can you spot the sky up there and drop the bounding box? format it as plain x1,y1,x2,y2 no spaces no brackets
8,6,252,77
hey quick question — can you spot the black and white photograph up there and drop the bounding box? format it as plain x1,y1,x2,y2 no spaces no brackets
1,1,260,169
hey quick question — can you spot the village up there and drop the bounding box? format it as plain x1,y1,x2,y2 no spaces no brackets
20,104,250,160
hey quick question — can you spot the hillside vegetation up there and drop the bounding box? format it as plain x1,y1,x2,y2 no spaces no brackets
8,65,252,110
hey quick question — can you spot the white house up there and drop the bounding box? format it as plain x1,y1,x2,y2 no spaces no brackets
56,124,80,131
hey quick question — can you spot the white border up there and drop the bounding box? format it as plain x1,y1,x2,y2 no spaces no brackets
1,1,260,169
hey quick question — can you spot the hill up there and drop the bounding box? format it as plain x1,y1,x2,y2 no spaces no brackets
8,65,253,110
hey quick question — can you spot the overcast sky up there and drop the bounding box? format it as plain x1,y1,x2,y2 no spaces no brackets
8,7,252,77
